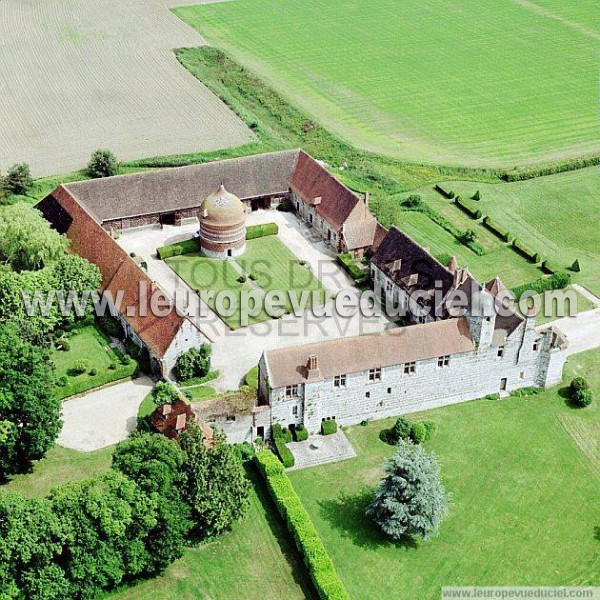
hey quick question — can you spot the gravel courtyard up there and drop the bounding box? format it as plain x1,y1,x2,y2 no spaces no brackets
0,0,253,176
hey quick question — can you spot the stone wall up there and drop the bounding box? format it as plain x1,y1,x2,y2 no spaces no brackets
262,318,566,435
163,318,210,378
291,192,340,251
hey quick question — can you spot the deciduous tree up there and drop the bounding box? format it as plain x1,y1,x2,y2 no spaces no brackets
87,149,119,178
179,423,250,541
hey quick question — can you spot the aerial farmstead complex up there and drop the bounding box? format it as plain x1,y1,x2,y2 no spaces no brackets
37,149,568,442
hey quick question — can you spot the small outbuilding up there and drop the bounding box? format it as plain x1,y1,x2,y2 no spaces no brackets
199,184,248,259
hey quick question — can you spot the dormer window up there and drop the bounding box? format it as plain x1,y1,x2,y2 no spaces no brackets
403,362,416,375
285,385,299,397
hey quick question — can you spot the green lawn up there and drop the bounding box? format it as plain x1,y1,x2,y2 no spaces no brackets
407,167,600,295
0,445,114,498
175,0,599,167
535,286,596,326
109,468,315,599
50,324,138,400
288,349,600,598
238,236,328,311
166,236,327,329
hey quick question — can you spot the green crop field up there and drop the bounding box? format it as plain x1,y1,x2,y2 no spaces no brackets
403,166,600,295
175,0,600,167
289,348,600,599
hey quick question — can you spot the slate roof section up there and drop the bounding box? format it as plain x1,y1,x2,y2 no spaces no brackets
36,186,199,358
64,149,300,222
371,226,455,306
264,317,475,388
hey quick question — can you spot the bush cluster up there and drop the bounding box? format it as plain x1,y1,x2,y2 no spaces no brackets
321,419,338,435
454,196,482,220
246,222,279,240
157,238,200,260
86,149,119,178
482,216,511,242
3,163,33,196
255,451,350,599
511,272,571,300
569,377,593,408
381,416,437,445
174,344,211,382
401,194,423,208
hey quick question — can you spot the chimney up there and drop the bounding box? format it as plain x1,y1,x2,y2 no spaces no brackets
448,256,458,271
307,354,320,380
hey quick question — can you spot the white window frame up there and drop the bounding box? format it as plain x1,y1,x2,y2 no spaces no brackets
437,355,450,368
285,384,299,397
368,368,382,382
403,362,416,375
334,374,347,388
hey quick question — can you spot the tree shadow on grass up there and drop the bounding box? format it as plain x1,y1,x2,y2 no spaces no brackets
559,386,586,409
594,526,600,543
318,487,418,551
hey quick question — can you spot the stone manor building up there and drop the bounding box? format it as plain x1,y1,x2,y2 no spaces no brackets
257,226,568,438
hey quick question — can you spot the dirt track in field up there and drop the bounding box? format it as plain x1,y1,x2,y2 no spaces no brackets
0,0,253,177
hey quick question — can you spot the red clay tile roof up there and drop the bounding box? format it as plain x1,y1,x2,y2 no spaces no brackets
151,400,195,439
36,187,195,358
290,151,366,230
264,317,475,388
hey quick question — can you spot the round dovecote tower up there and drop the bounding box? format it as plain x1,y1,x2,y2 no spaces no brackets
198,184,247,259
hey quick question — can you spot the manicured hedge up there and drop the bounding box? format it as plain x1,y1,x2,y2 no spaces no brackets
499,155,600,182
337,252,365,282
454,196,482,220
246,222,278,240
295,424,309,442
321,419,338,435
255,451,350,600
511,272,571,300
434,184,454,199
511,238,540,263
482,216,511,242
179,370,220,388
541,260,559,275
157,238,199,260
274,437,295,468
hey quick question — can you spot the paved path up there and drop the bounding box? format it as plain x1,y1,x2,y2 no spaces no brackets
572,283,600,307
58,376,154,451
542,307,600,356
118,211,392,390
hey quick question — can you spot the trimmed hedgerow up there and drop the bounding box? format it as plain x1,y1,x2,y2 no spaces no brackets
482,216,511,242
540,260,559,275
321,419,338,435
499,155,600,182
246,222,278,240
337,252,365,282
511,272,571,300
434,184,454,199
157,238,199,260
274,437,295,467
511,238,540,263
454,196,482,220
255,451,350,600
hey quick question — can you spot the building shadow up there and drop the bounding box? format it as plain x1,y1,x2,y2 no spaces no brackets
318,488,418,551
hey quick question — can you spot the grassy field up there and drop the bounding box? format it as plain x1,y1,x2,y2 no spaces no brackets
109,468,314,599
288,349,600,598
50,324,138,400
404,166,600,295
166,236,327,329
175,0,600,167
0,445,114,498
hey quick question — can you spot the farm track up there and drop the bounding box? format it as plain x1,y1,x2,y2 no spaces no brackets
0,0,253,176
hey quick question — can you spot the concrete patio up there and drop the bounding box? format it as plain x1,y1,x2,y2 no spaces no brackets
286,430,357,471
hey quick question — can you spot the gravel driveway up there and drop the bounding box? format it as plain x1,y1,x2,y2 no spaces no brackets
58,376,154,451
